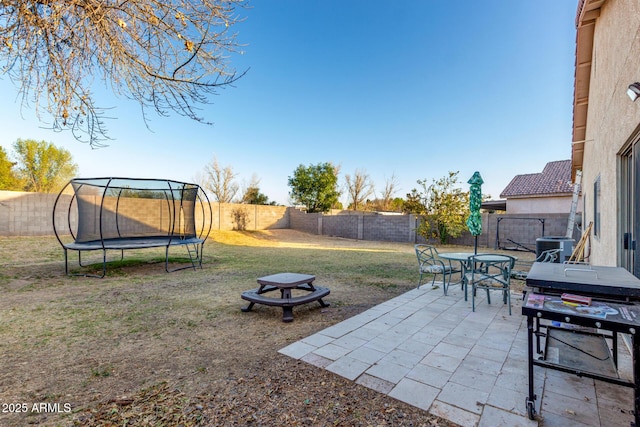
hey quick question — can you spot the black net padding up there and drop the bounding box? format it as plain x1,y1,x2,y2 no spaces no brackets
69,178,201,244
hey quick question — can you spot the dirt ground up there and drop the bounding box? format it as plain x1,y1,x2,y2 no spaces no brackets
0,230,534,426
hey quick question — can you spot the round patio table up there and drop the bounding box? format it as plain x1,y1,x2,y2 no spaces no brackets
438,252,480,299
438,253,517,300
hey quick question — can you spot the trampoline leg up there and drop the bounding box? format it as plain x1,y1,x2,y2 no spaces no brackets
68,250,106,278
64,248,69,275
198,243,204,268
165,243,203,273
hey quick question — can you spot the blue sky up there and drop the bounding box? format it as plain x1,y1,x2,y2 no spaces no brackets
0,1,578,206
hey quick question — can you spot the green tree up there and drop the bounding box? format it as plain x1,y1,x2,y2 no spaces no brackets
403,188,425,214
13,139,78,193
242,186,273,205
0,146,22,190
241,175,274,205
414,171,469,244
389,197,405,212
288,162,341,213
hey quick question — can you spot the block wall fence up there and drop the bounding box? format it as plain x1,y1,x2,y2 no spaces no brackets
0,191,579,249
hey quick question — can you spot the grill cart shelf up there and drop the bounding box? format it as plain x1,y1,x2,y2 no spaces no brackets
522,262,640,425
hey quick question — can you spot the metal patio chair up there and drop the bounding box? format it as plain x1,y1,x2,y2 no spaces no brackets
511,248,562,280
415,244,458,292
466,254,517,315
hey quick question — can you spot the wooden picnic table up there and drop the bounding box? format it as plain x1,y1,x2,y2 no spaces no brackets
241,272,330,322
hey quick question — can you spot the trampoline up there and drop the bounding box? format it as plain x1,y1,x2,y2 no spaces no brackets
53,177,212,277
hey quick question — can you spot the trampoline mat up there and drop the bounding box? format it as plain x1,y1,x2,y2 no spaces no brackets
64,236,204,251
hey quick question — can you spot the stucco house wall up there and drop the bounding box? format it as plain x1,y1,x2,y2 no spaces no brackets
575,0,640,266
505,195,576,215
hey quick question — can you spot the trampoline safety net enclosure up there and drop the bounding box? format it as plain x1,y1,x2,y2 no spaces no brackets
53,177,212,277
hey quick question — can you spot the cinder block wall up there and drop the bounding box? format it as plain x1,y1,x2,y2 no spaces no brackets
323,215,359,239
363,215,414,242
0,191,68,236
289,208,320,234
208,203,289,231
0,190,579,250
289,210,579,249
0,191,289,237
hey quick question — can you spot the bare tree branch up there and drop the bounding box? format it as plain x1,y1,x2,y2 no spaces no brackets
0,0,247,147
380,173,399,211
201,156,238,203
345,169,374,211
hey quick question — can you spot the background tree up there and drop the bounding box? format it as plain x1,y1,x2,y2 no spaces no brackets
0,146,22,190
12,139,78,193
202,156,239,203
380,173,399,211
288,162,340,213
241,175,274,205
242,186,271,205
413,171,469,244
403,188,425,214
389,197,405,212
344,169,374,211
0,1,246,147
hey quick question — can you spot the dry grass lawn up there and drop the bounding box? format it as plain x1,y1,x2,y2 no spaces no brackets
0,230,533,426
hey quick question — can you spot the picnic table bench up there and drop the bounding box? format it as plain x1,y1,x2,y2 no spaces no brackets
241,273,330,322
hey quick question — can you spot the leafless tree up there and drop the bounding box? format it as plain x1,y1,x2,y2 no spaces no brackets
380,173,399,211
202,156,238,203
345,169,374,211
0,0,247,147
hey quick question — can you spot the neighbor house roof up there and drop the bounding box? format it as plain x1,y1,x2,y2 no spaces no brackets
500,160,574,198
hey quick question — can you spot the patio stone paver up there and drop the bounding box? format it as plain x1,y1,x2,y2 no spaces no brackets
278,283,635,427
388,377,439,411
406,363,452,388
301,332,335,347
300,351,332,368
540,388,599,426
365,359,412,384
429,400,481,426
379,348,424,368
449,365,497,393
420,351,464,373
311,342,351,360
325,356,370,380
478,405,538,427
347,345,386,364
278,340,317,359
459,354,504,376
331,333,369,351
437,381,489,414
355,373,395,394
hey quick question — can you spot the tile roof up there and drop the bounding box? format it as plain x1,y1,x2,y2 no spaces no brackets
500,160,574,198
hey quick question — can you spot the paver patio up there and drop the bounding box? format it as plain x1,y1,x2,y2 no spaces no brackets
279,283,635,426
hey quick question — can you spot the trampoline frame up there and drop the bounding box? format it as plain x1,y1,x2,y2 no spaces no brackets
53,177,212,278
